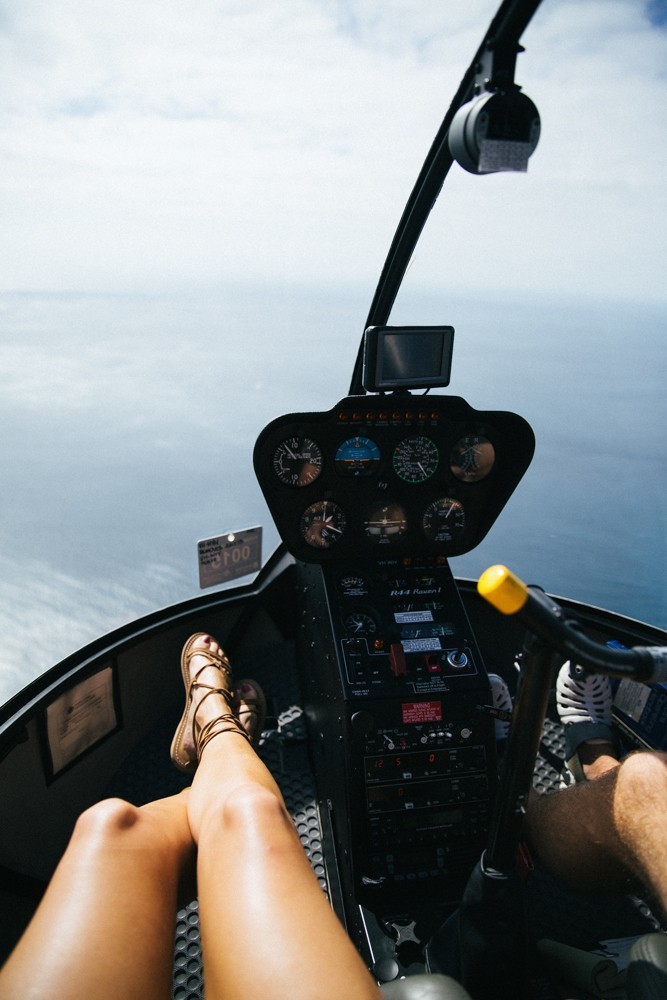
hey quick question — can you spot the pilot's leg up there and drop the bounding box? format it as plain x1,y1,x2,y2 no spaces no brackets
525,746,667,913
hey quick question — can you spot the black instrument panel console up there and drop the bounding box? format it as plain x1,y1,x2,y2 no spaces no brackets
254,394,534,562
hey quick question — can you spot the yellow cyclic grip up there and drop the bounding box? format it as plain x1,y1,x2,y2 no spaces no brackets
478,564,529,616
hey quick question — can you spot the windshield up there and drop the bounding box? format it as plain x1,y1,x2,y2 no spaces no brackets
1,0,665,703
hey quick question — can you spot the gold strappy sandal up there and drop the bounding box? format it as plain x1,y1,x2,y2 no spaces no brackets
170,633,250,774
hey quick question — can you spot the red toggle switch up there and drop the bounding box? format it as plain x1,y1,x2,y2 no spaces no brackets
426,654,441,674
389,642,407,678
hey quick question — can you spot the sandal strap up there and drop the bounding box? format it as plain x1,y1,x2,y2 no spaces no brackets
198,714,251,758
185,645,233,688
184,648,237,760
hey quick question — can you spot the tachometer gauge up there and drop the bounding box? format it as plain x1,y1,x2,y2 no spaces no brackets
344,611,377,636
422,497,465,543
392,435,439,483
335,436,381,477
450,433,495,483
273,436,323,487
300,500,346,548
364,502,408,543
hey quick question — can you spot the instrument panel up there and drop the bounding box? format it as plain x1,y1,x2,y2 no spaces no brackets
254,395,534,562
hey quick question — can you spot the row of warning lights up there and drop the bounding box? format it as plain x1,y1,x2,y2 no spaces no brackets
337,409,441,424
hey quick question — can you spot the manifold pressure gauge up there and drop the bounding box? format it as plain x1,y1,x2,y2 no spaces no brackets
273,436,322,487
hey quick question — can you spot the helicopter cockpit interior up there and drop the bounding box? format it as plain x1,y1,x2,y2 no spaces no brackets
251,325,536,968
2,3,666,999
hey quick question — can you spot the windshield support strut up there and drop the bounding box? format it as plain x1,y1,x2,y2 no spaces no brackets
349,0,543,396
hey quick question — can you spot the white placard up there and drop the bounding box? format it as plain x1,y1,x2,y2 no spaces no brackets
197,526,262,588
46,666,118,775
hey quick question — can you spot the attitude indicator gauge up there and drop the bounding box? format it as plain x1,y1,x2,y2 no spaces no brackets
273,436,323,487
422,498,466,543
300,500,346,549
335,436,381,477
392,435,439,483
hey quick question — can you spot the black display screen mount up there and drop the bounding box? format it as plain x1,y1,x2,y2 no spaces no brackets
362,325,454,392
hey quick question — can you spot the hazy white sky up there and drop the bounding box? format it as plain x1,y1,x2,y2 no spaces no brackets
1,0,666,301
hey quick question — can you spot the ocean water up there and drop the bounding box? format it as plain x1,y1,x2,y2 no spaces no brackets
0,286,665,703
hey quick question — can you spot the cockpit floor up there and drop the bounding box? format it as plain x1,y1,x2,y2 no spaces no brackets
104,643,663,1000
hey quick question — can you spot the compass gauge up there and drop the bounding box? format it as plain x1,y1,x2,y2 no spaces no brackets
339,575,369,597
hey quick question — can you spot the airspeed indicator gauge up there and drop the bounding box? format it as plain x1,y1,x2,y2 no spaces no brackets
393,436,439,483
273,436,323,487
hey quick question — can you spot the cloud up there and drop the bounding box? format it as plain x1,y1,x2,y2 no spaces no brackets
0,0,665,300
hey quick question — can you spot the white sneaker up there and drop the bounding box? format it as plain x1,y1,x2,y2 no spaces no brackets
488,673,513,740
556,661,616,782
556,662,612,728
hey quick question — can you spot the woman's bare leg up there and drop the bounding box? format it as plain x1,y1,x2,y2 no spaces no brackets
0,633,382,1000
184,634,382,1000
0,791,194,1000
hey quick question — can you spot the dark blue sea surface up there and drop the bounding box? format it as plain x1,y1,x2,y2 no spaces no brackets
0,286,664,701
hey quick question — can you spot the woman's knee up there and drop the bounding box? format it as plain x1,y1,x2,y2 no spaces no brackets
72,797,143,848
218,783,290,840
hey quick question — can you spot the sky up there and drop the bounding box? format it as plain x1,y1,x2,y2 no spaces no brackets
0,0,665,699
1,0,666,303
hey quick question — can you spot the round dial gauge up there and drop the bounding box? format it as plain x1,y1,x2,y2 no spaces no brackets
364,502,408,543
273,436,323,487
392,435,439,483
450,434,495,483
338,575,369,597
300,500,346,548
422,497,466,543
335,436,381,477
344,611,377,636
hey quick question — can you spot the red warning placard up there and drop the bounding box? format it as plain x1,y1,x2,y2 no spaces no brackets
401,700,442,724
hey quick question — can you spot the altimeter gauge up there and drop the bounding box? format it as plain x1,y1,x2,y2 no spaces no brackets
364,502,408,543
300,500,346,548
422,497,466,543
273,436,323,487
450,433,495,483
392,435,439,483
